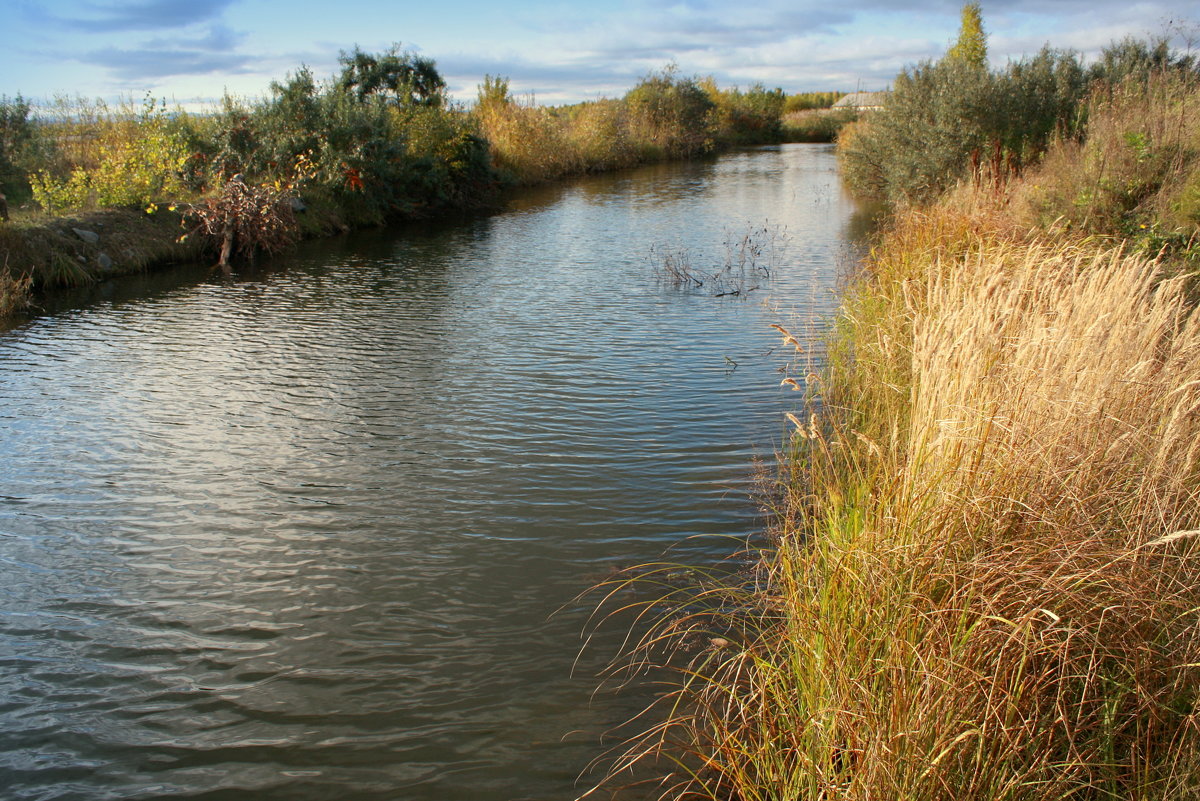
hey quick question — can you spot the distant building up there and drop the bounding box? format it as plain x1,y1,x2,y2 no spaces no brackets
832,91,890,111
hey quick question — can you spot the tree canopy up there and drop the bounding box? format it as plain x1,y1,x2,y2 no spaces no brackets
337,45,446,107
946,2,988,70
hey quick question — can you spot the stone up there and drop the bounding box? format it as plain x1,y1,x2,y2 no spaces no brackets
289,196,307,213
97,252,113,271
72,228,100,244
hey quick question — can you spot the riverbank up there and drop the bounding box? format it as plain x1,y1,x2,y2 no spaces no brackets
608,39,1200,801
0,185,464,316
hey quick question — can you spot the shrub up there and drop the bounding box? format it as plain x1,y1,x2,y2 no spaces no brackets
1089,36,1199,86
1016,70,1200,247
706,80,786,145
840,56,997,203
29,97,189,213
564,99,637,172
474,79,582,184
337,44,446,108
624,66,716,159
179,174,297,266
841,44,1091,205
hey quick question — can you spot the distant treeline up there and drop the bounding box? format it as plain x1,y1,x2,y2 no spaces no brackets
783,91,846,112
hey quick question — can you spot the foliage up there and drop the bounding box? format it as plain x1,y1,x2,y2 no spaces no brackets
29,97,189,213
1089,36,1199,86
474,87,582,183
1014,69,1200,255
562,99,637,172
840,26,1091,204
178,175,297,265
6,54,786,226
783,91,846,113
624,66,716,159
838,7,1200,210
994,46,1089,160
337,44,446,107
946,2,987,69
704,79,786,145
839,55,998,203
476,74,511,110
0,94,33,201
0,260,32,315
782,108,858,143
474,68,784,186
193,63,493,225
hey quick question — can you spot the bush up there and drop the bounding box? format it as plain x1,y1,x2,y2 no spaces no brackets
564,99,637,172
474,78,582,184
624,66,716,159
840,56,997,203
208,60,495,224
29,97,189,213
1016,70,1200,249
1089,36,1199,86
706,80,786,145
841,46,1091,205
337,44,446,107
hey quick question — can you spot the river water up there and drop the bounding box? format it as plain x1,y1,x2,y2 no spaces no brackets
0,144,859,801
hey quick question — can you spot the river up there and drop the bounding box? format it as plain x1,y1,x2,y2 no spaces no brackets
0,144,859,800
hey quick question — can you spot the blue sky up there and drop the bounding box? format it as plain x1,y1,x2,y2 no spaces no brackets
2,0,1198,107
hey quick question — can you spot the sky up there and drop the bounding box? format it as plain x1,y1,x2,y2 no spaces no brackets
2,0,1198,108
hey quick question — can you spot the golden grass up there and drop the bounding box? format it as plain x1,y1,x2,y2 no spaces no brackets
595,197,1200,800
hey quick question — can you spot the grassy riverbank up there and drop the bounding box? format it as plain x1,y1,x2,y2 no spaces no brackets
602,16,1200,800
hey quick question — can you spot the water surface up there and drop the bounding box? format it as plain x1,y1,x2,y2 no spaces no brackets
0,145,858,800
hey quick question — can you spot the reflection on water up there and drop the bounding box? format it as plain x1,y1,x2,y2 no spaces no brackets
0,145,857,800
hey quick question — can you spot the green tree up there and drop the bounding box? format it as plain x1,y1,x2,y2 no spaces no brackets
946,2,987,69
337,45,446,107
0,94,33,200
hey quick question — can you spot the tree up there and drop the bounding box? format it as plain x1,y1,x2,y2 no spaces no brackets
946,2,988,70
337,45,446,107
0,94,32,200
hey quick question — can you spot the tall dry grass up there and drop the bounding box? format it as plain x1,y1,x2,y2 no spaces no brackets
598,201,1200,800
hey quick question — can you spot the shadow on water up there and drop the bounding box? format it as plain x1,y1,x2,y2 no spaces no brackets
0,144,857,801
